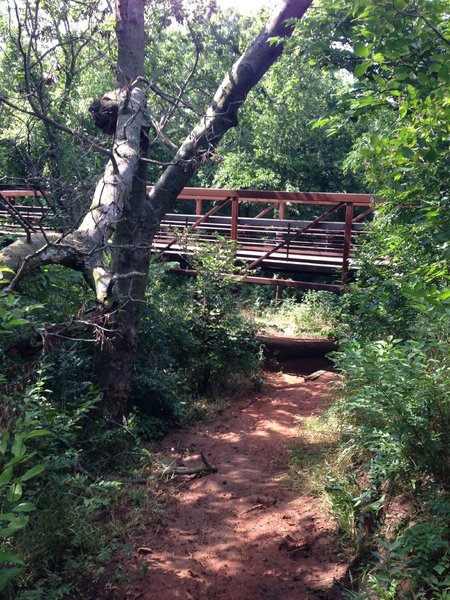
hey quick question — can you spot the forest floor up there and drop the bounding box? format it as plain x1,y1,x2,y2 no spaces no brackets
107,356,348,600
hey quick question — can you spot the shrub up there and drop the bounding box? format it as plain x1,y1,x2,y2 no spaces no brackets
135,243,262,415
333,336,449,488
292,290,341,338
330,292,450,597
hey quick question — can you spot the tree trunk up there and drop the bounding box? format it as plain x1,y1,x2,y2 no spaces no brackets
93,0,150,419
96,0,314,419
94,132,154,420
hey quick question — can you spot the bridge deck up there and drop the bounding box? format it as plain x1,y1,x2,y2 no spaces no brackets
150,187,373,288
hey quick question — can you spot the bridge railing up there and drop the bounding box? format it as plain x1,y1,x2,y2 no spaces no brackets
1,187,374,289
0,190,50,242
148,187,374,285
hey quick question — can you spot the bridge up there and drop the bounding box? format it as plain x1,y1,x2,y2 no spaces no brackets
152,187,373,291
0,187,374,291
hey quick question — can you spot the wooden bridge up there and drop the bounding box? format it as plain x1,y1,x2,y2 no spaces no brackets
0,187,374,291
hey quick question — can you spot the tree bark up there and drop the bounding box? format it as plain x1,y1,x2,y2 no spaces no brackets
92,0,151,419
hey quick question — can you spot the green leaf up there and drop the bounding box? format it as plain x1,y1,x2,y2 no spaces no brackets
0,467,13,486
7,516,29,531
13,502,35,513
311,117,330,129
373,74,385,86
24,429,51,440
354,61,371,78
438,64,450,83
0,551,24,566
354,43,370,58
6,483,23,504
0,514,15,522
0,567,22,591
0,527,17,539
20,463,46,482
400,146,415,159
11,435,25,459
6,318,29,327
434,563,447,575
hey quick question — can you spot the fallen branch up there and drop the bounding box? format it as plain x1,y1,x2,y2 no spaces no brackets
117,452,218,485
304,370,327,381
238,503,264,516
156,451,218,479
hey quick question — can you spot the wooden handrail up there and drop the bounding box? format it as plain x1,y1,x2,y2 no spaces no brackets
0,190,42,198
146,186,373,207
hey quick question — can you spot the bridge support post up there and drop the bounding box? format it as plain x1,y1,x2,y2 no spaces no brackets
342,202,354,284
231,197,239,241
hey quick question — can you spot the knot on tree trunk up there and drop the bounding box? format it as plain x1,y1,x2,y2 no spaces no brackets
89,94,120,135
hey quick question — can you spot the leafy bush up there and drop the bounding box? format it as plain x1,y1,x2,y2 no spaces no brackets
343,498,450,599
292,290,341,338
334,335,449,487
0,283,50,594
0,370,130,599
0,285,130,598
0,420,49,594
250,290,341,339
134,243,262,426
330,298,450,597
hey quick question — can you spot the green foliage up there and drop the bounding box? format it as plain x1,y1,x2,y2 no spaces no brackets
251,291,341,339
292,291,341,338
295,1,450,596
0,289,132,597
0,294,32,334
335,333,450,482
133,243,262,435
212,59,362,193
0,287,49,593
343,499,450,599
0,422,49,593
0,368,133,598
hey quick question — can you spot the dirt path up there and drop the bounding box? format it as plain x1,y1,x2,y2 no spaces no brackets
119,358,347,600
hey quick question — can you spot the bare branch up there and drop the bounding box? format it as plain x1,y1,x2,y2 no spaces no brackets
148,114,179,153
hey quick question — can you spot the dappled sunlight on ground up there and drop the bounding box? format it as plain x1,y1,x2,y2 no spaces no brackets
108,360,347,600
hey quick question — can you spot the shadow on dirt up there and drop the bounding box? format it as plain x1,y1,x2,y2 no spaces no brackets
102,352,347,600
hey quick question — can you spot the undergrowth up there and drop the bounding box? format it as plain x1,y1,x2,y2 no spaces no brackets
252,290,342,339
324,278,450,598
0,241,263,598
288,412,341,497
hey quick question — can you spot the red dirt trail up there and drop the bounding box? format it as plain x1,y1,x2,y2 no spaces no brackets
117,358,347,600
